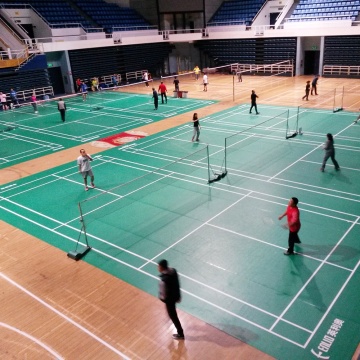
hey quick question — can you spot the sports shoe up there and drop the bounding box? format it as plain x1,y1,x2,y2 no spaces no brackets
91,183,95,188
85,186,89,191
172,334,185,340
284,251,294,255
320,168,324,172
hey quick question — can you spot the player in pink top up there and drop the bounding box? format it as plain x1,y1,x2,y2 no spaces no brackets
278,197,301,255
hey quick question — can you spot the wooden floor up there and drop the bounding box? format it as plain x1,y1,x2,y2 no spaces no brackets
1,75,359,359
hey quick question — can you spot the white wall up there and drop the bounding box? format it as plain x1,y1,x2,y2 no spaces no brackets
252,0,286,26
3,8,52,39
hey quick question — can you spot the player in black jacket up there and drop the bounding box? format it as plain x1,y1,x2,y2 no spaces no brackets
158,259,184,340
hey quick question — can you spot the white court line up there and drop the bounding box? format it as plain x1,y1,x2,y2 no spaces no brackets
1,105,358,348
0,321,64,359
304,247,360,347
269,218,359,334
268,121,356,181
301,159,360,172
121,142,360,206
96,152,360,223
139,191,254,270
206,223,353,272
0,193,354,348
0,273,131,360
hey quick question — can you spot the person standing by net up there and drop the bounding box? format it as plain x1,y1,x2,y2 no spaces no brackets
302,80,310,101
191,112,200,142
77,149,95,191
278,197,301,255
158,259,185,340
57,98,66,122
320,133,340,172
249,90,259,114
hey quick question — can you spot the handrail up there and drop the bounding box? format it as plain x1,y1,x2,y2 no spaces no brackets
112,25,157,32
207,20,245,26
2,87,54,103
285,14,355,21
323,65,360,76
126,70,147,82
0,48,28,61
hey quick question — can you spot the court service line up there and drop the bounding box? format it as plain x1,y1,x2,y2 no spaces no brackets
269,219,359,337
206,223,353,272
115,146,360,217
82,243,307,347
0,321,64,360
139,191,255,270
304,234,360,347
300,159,360,172
0,188,307,346
268,121,355,181
0,199,323,347
0,273,131,360
96,153,360,223
0,131,63,149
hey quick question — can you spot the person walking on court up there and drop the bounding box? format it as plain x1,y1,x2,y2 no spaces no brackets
158,82,167,104
152,88,158,110
191,112,200,142
10,88,19,108
311,75,319,95
30,93,38,114
1,92,9,110
173,76,180,92
320,133,340,172
302,80,311,101
143,71,149,87
203,73,208,92
58,98,66,122
80,81,88,101
77,149,95,191
158,259,185,340
278,197,301,255
194,65,200,80
249,90,259,114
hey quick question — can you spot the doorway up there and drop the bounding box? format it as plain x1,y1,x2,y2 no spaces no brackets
47,67,65,95
304,50,320,75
